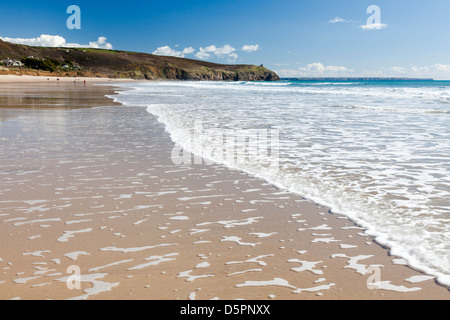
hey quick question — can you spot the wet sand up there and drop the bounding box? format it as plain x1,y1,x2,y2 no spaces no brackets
0,77,449,300
0,75,130,109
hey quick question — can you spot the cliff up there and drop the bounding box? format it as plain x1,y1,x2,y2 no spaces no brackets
0,39,280,81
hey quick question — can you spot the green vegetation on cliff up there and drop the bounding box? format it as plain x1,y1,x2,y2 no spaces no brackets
0,39,280,81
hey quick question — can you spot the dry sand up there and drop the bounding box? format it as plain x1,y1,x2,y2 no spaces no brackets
0,75,449,300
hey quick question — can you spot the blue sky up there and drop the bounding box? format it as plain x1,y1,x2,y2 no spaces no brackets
1,0,450,79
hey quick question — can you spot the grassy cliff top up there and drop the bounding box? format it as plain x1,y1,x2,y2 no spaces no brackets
0,40,280,81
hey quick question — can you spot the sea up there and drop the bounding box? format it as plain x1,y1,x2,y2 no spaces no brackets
110,79,450,286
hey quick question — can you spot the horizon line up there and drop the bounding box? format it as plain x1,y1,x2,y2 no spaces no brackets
280,77,438,81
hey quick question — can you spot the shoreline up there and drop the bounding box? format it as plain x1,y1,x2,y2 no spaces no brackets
0,80,448,300
0,75,135,111
0,74,137,83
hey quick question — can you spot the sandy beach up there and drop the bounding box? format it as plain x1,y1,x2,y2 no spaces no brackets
0,75,449,300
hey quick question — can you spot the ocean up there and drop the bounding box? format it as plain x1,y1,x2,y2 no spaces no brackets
110,79,450,286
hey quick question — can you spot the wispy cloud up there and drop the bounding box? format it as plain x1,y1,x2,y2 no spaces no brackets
329,16,387,30
360,23,388,30
390,64,450,79
388,66,408,74
241,44,260,53
0,34,113,49
227,53,239,63
277,62,352,77
329,17,355,24
277,63,450,80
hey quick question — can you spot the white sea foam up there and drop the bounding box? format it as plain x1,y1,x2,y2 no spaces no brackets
235,277,335,294
288,259,324,275
57,273,120,300
249,232,277,238
89,260,134,272
65,219,92,225
340,244,358,249
221,236,261,247
228,269,262,277
100,243,178,253
57,228,93,243
169,216,190,221
128,253,178,270
195,262,211,269
226,254,275,267
133,219,148,225
405,275,435,283
22,250,51,258
64,251,90,261
13,218,61,226
371,281,421,293
112,80,450,287
13,276,40,284
331,254,374,275
177,270,214,282
197,217,263,229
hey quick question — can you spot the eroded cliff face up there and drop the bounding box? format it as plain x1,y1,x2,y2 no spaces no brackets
0,39,280,81
119,66,280,81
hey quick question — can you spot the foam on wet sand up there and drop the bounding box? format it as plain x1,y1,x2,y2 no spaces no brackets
0,78,448,300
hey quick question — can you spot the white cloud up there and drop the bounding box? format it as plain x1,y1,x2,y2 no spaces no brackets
154,43,260,61
153,46,184,57
277,63,450,80
389,66,407,74
195,44,238,61
88,36,113,50
391,64,450,79
429,64,450,73
195,49,211,60
277,62,352,77
152,46,196,58
330,16,388,30
329,17,348,23
0,34,113,49
360,23,388,30
202,45,218,55
0,34,67,47
241,44,260,52
216,44,236,56
182,47,196,55
206,44,236,57
300,62,349,74
227,53,239,63
329,17,359,24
